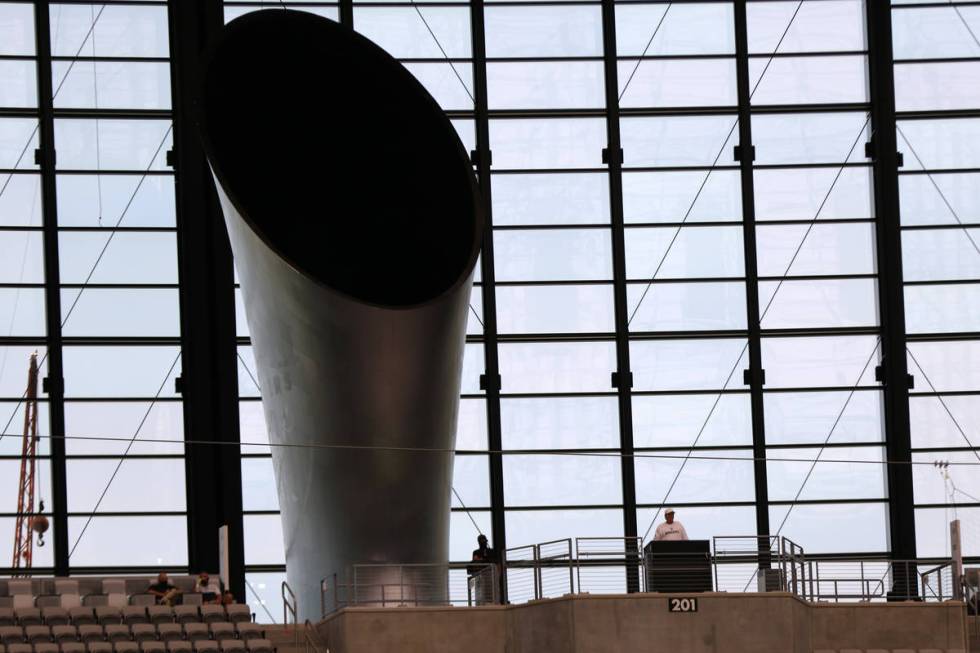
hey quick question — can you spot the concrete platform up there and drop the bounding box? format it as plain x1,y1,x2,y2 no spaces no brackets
315,592,968,653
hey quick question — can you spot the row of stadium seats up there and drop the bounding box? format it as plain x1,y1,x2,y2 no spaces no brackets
0,606,251,627
0,639,274,653
0,579,226,609
0,622,264,644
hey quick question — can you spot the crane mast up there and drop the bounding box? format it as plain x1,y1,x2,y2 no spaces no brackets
12,352,40,572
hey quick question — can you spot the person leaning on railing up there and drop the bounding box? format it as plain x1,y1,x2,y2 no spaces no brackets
468,534,497,605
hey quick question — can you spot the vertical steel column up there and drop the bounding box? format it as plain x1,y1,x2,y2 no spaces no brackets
168,0,245,599
469,0,508,601
338,0,353,29
33,0,69,576
599,0,640,592
733,0,772,550
865,0,917,564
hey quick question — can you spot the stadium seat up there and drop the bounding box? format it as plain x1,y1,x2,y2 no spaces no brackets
0,630,22,646
76,626,102,644
24,626,50,644
92,611,118,629
207,625,232,643
220,609,247,628
164,643,190,653
128,626,154,645
112,642,138,653
41,610,68,628
197,609,222,627
231,625,259,642
67,611,94,628
119,611,145,628
86,643,111,653
138,643,164,653
154,626,180,645
15,611,41,628
244,640,272,653
54,583,81,611
0,612,14,628
217,641,243,653
7,644,30,653
102,626,129,644
170,611,197,628
182,626,207,644
144,610,170,628
8,582,34,610
191,643,217,653
34,643,59,653
51,626,77,644
61,643,86,653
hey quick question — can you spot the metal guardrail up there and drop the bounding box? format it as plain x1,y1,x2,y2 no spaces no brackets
315,535,965,616
281,580,298,645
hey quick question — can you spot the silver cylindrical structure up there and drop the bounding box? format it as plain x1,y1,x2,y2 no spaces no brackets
197,10,483,619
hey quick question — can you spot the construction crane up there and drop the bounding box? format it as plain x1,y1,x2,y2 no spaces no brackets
12,352,47,573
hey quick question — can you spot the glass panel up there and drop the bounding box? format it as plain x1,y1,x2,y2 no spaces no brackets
902,228,980,282
54,119,172,171
906,284,980,334
494,229,612,282
0,518,54,567
622,170,741,224
0,346,47,398
758,278,878,329
616,3,734,56
761,336,879,389
402,63,473,112
0,401,50,456
898,118,980,171
764,390,883,446
910,395,979,450
754,167,873,222
65,400,184,456
457,398,488,451
352,7,471,58
892,6,980,59
498,341,616,394
51,61,171,110
0,174,42,227
768,503,888,553
916,507,980,558
752,113,870,166
0,3,35,55
66,458,186,512
631,338,747,391
462,343,484,395
492,173,609,226
244,572,285,624
0,459,52,513
896,62,980,112
57,175,176,227
487,62,604,110
450,511,492,562
907,340,980,392
501,397,620,450
637,505,756,545
244,514,285,565
618,59,737,108
749,55,868,105
490,119,606,170
0,60,37,108
240,400,269,454
0,288,45,337
632,393,752,448
60,288,180,337
634,449,755,504
242,457,279,512
237,346,261,398
899,172,980,227
62,346,181,398
495,284,615,334
0,119,39,169
621,116,738,168
67,516,188,566
767,446,886,501
453,454,490,508
0,231,43,283
50,4,170,58
484,5,602,57
59,232,179,284
746,0,866,54
625,225,744,280
755,222,875,277
505,508,624,548
627,281,746,332
912,451,980,505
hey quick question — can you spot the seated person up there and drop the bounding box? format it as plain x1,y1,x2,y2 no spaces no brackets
148,572,182,606
195,572,222,604
219,590,236,606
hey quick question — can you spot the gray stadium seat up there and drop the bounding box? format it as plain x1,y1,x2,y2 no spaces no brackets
34,643,59,653
41,610,68,628
219,609,247,628
0,613,14,628
191,643,217,653
169,611,197,628
197,609,223,627
112,643,138,653
15,611,41,628
0,628,24,645
86,643,112,653
24,627,50,644
50,626,77,644
181,626,207,644
93,611,119,628
119,611,145,628
144,610,170,628
217,641,243,653
103,626,129,644
154,626,180,645
244,640,272,653
231,625,259,643
60,643,86,653
76,626,102,644
207,625,232,643
67,611,94,628
138,643,164,653
164,643,190,653
128,626,154,645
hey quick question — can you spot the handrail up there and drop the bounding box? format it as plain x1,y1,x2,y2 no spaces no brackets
281,580,297,644
302,619,327,653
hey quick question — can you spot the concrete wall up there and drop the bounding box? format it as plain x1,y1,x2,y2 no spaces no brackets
316,592,967,653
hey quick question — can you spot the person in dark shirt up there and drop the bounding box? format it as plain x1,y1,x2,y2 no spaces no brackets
148,572,181,606
471,534,495,567
468,534,497,605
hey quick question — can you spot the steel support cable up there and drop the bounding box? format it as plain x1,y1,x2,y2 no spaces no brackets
907,348,980,464
627,0,807,325
12,430,980,468
639,113,874,542
237,351,486,535
0,176,41,387
949,0,980,50
244,578,278,623
67,351,182,558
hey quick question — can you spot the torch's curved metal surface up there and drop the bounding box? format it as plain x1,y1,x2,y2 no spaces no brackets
196,9,482,619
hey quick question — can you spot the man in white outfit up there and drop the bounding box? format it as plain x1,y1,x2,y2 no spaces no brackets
653,508,689,541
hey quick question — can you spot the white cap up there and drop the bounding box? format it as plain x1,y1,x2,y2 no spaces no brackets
664,507,675,515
